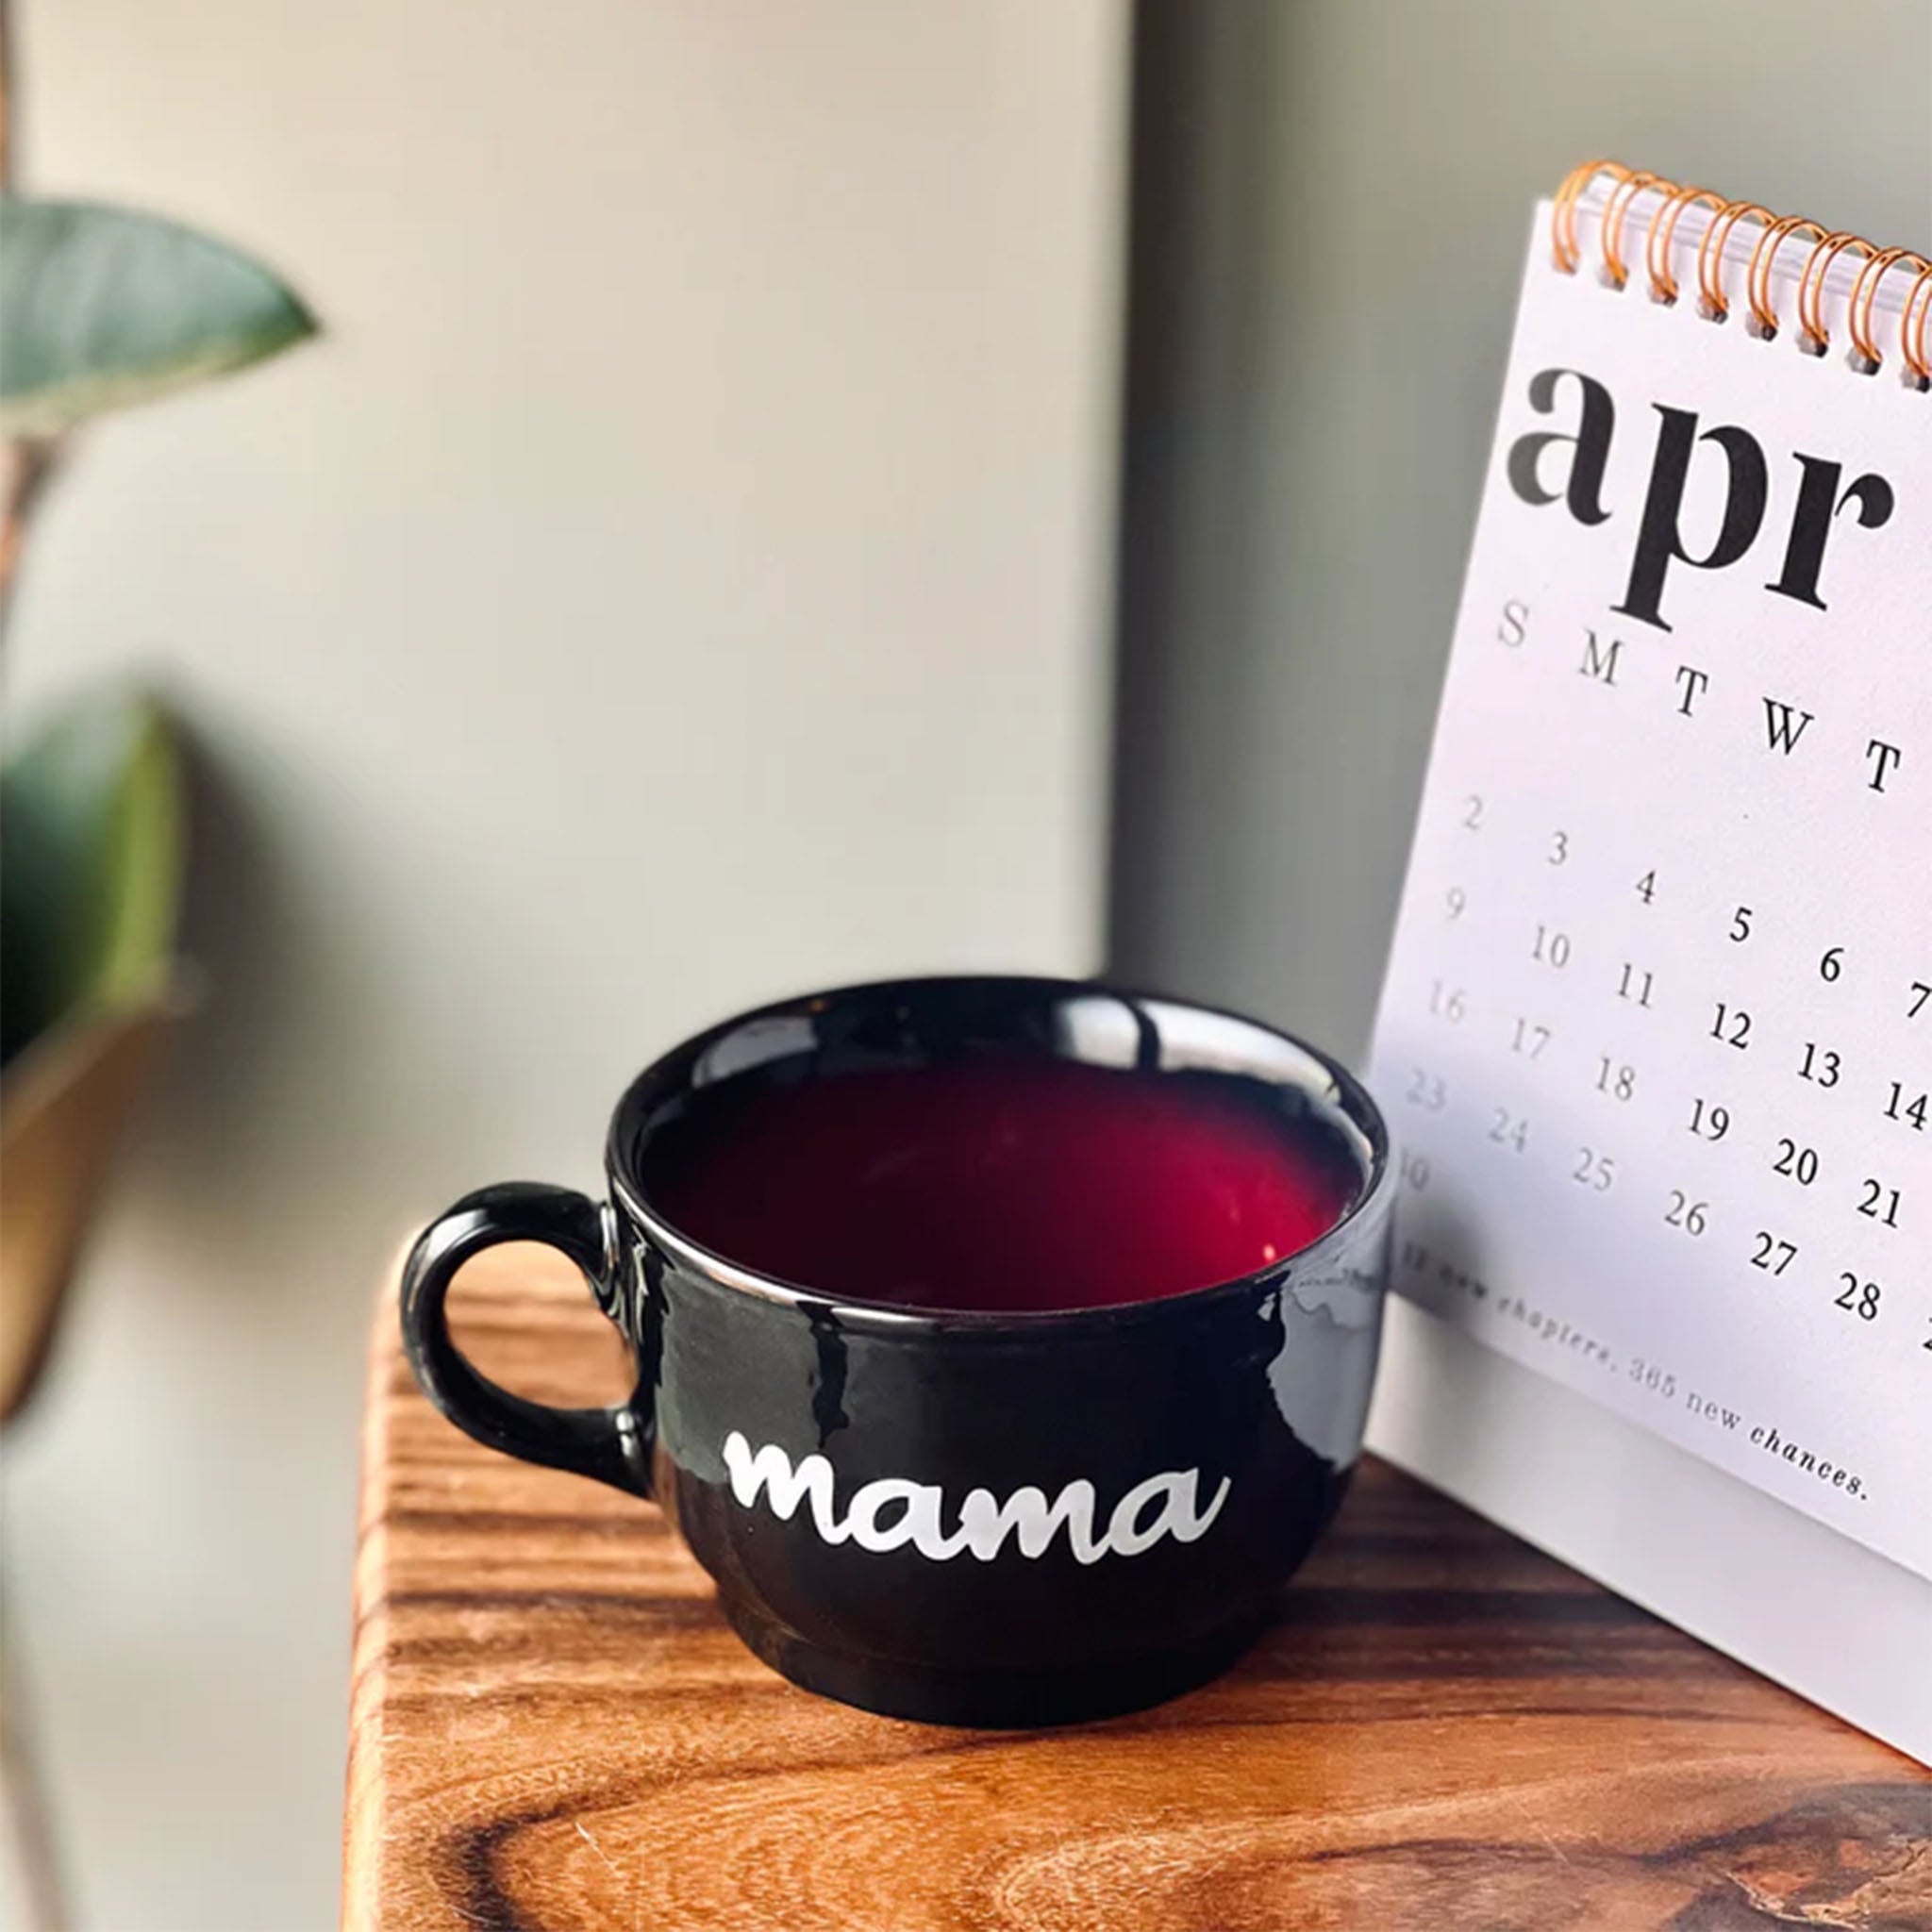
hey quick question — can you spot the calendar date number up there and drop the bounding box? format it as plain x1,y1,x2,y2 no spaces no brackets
1857,1179,1901,1228
1797,1041,1840,1088
1834,1275,1881,1323
1710,1003,1751,1049
1772,1139,1820,1186
1595,1058,1637,1100
1572,1148,1616,1191
1406,1069,1448,1111
1664,1191,1707,1236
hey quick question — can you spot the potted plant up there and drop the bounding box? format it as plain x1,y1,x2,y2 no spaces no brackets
0,55,318,1426
0,29,320,1922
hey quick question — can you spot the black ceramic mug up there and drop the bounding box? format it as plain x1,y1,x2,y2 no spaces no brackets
401,975,1392,1726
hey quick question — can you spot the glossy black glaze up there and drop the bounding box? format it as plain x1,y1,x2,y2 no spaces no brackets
400,975,1393,1727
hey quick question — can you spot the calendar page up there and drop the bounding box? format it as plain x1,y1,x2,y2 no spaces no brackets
1370,198,1929,1582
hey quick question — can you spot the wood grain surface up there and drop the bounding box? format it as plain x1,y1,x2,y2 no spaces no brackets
345,1246,1929,1932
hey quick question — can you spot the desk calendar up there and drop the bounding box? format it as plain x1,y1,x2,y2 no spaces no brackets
1367,166,1929,1754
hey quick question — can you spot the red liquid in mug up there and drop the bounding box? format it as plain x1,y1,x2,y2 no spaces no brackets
647,1058,1359,1314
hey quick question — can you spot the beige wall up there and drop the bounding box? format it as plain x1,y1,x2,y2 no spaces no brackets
2,5,1126,1925
1110,0,1932,1058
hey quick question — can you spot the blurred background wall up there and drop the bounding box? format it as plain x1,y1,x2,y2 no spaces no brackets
1,4,1125,1925
1109,0,1932,1058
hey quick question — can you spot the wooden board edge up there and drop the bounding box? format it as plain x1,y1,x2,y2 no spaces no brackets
341,1255,409,1932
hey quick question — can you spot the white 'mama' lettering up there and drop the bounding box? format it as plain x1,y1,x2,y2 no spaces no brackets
721,1434,850,1544
721,1432,1230,1565
955,1483,1104,1564
1108,1469,1231,1555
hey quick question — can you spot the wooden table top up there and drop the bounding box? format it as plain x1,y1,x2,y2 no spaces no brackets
345,1245,1929,1932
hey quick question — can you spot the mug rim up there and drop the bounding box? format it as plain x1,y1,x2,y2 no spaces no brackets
605,973,1391,1337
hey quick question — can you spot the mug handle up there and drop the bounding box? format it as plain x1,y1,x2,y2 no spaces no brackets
400,1181,653,1497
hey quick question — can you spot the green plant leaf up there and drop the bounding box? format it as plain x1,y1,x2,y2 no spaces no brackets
0,196,317,436
0,691,185,1069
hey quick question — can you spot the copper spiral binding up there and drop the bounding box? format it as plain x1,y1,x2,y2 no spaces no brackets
1850,249,1925,368
1695,202,1770,319
1905,265,1932,383
1600,170,1662,290
1798,233,1875,353
1646,185,1724,305
1551,159,1626,275
1550,161,1929,386
1747,216,1826,337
